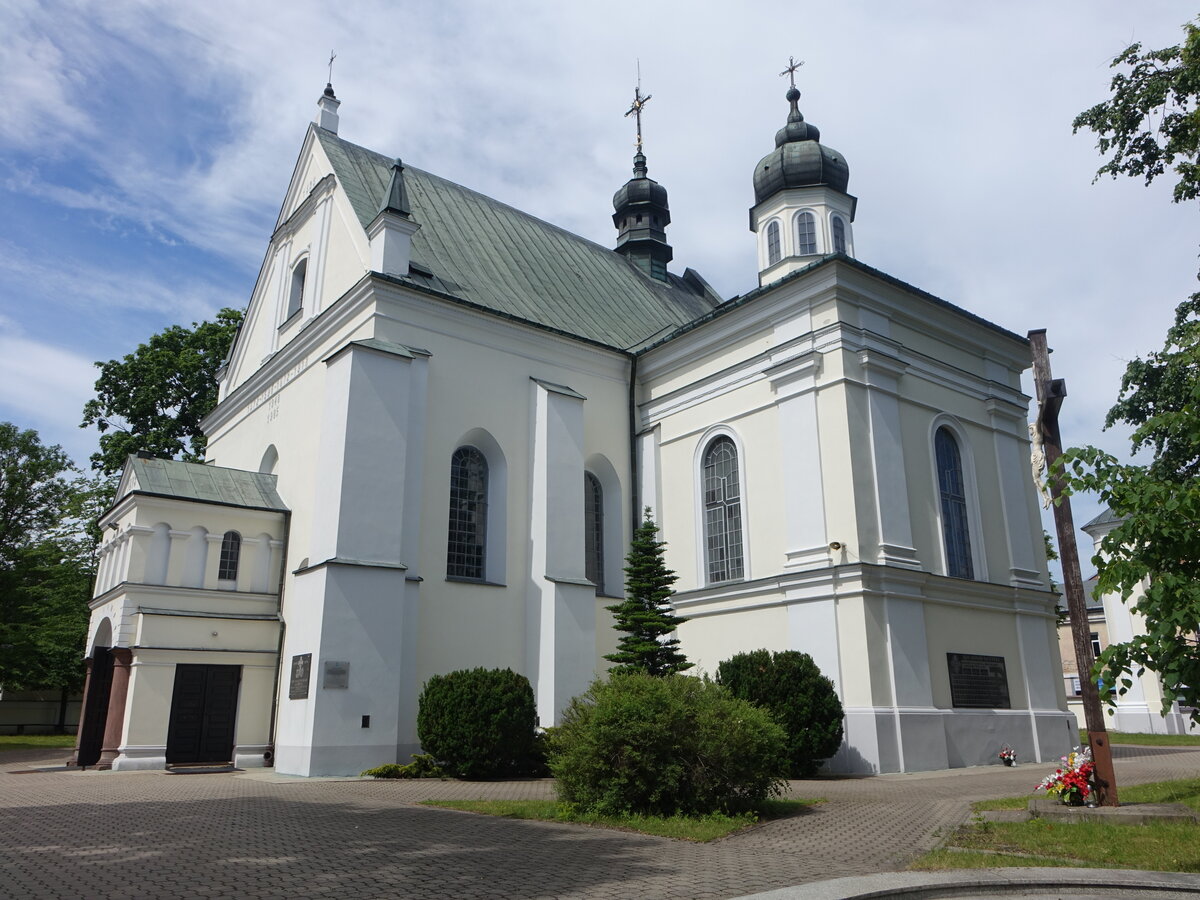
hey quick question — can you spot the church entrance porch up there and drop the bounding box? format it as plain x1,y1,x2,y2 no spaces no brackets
165,664,242,766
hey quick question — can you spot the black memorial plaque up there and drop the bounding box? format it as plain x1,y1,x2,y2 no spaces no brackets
289,653,312,700
323,660,350,690
947,652,1010,709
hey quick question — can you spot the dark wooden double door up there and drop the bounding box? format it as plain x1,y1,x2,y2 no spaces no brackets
166,665,241,765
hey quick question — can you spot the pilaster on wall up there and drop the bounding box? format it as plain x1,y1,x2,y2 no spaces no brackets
858,349,920,569
987,398,1045,588
768,349,830,570
527,379,596,728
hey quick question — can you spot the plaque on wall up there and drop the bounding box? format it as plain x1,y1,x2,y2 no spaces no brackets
947,653,1010,709
289,653,312,700
323,660,350,690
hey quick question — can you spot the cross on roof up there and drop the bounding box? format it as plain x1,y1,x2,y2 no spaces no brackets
328,50,336,83
625,82,652,154
779,55,804,88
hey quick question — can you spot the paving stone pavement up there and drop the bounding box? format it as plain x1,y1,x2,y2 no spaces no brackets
1,744,1197,899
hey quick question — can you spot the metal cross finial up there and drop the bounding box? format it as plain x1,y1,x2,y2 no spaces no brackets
779,55,804,88
625,64,652,155
328,50,336,83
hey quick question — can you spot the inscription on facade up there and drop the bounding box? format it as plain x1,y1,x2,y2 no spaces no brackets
289,653,311,700
323,660,350,690
947,652,1010,709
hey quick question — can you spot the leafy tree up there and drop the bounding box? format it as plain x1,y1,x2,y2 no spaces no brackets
716,649,843,777
1058,20,1200,720
0,423,74,568
81,308,243,475
1072,19,1200,204
605,509,692,676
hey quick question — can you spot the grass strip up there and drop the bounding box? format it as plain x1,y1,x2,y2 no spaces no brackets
1080,729,1200,747
915,778,1200,873
0,734,76,753
420,797,820,842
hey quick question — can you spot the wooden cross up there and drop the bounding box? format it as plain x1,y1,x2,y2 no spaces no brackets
779,55,804,88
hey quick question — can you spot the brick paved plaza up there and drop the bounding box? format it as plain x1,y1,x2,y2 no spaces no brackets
2,744,1198,899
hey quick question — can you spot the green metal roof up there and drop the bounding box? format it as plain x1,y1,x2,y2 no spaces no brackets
314,127,719,351
126,456,287,511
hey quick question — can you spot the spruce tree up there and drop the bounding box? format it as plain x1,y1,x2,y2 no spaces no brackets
605,509,692,676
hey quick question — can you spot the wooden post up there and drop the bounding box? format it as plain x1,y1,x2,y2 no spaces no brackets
1028,329,1118,806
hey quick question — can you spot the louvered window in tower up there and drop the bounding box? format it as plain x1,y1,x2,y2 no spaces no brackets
447,446,488,579
935,427,974,579
795,211,817,254
703,436,744,583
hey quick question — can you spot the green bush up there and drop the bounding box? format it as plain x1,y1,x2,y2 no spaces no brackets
361,754,447,779
548,672,786,816
716,649,844,777
417,667,536,779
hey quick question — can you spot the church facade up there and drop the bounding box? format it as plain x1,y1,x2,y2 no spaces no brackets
73,78,1075,776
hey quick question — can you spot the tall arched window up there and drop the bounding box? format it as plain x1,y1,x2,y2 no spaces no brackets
447,446,488,579
831,215,846,254
795,211,817,255
703,436,744,583
766,221,781,266
286,258,307,319
218,530,242,583
584,472,604,594
935,428,974,579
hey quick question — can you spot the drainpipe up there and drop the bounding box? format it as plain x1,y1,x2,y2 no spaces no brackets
627,352,640,534
265,512,292,766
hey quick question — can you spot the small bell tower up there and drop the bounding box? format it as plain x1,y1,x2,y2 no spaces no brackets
612,79,673,281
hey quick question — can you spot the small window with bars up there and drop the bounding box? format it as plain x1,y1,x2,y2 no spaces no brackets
218,531,241,583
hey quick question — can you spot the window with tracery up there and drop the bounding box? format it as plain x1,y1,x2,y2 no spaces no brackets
703,436,744,583
447,446,488,579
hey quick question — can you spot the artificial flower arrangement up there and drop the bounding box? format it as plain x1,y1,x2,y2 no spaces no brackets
998,746,1017,765
1035,746,1095,804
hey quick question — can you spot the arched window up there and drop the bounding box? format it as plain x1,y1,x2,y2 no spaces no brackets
766,221,781,266
286,258,307,319
447,446,488,579
703,436,744,583
935,428,974,579
584,472,604,594
832,216,846,254
218,530,242,583
795,211,817,255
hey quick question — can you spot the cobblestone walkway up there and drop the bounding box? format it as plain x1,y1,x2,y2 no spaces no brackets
1,744,1196,899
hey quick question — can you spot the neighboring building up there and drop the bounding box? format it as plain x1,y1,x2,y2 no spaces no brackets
1064,508,1197,735
73,76,1074,776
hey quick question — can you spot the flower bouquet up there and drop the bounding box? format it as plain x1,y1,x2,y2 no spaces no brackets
998,746,1017,766
1035,746,1095,805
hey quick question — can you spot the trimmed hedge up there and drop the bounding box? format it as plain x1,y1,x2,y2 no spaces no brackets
716,649,844,777
548,672,786,816
417,668,536,779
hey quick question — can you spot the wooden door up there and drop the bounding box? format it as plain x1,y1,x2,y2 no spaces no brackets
165,665,241,765
76,648,113,767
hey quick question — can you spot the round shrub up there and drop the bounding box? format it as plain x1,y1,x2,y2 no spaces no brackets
548,672,786,816
716,649,844,777
417,667,536,779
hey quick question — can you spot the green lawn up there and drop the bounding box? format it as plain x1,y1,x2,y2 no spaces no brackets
0,733,76,753
914,779,1200,872
420,797,821,842
1081,729,1200,747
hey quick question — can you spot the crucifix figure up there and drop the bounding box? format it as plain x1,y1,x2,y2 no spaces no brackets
625,81,652,154
779,55,804,88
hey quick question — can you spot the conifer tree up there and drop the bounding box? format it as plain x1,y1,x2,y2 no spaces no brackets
605,509,692,676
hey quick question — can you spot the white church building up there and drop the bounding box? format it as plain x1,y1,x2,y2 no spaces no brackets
72,76,1075,776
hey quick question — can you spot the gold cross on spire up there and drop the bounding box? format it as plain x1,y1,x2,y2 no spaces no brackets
625,63,652,154
779,55,804,88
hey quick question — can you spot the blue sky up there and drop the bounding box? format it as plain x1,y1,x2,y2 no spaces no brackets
2,0,1195,566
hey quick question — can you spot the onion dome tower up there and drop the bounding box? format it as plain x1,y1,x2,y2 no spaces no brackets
750,58,857,285
612,83,673,281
